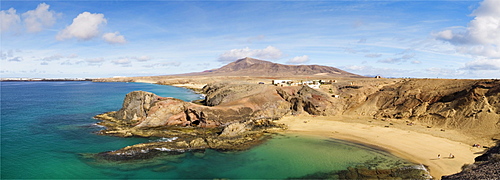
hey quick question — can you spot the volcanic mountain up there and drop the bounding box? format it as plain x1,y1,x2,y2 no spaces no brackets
183,57,364,78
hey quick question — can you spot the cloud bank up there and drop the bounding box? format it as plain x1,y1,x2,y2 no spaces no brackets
435,0,500,73
287,55,310,64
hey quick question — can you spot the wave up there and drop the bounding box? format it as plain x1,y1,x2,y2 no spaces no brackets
149,137,178,142
91,123,106,129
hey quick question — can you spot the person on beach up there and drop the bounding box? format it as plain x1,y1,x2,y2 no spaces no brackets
449,153,454,159
438,154,441,159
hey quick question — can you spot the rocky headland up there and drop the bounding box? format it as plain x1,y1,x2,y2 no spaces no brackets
93,82,338,161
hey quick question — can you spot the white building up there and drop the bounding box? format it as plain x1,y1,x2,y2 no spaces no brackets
272,80,293,86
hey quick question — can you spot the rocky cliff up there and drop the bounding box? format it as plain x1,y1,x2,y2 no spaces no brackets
341,79,500,139
93,82,337,160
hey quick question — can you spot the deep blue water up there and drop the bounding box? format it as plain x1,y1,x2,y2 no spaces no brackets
1,81,416,179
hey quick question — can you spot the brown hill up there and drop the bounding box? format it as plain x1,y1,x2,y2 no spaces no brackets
181,57,364,78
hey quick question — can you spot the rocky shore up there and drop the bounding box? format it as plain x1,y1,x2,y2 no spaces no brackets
290,165,430,180
442,141,500,179
93,82,337,160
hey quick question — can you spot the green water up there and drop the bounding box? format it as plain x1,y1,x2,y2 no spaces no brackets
79,134,417,179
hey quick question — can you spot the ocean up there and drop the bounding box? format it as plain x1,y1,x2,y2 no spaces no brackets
1,81,421,179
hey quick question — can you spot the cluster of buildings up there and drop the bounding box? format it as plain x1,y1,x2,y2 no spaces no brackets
271,79,338,89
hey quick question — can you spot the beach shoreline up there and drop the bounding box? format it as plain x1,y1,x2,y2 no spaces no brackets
277,114,491,179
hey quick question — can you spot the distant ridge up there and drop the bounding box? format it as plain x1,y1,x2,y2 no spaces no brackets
182,57,364,78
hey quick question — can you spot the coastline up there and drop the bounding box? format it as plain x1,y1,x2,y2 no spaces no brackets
100,80,497,179
278,114,488,179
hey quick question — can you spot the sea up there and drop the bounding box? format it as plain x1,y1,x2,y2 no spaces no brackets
1,81,424,179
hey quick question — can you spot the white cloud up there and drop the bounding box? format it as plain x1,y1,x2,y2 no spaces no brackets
22,3,59,33
425,67,465,77
132,55,152,62
456,45,500,58
85,57,105,65
287,55,310,64
435,0,500,58
112,58,131,66
218,46,283,62
8,57,23,62
365,53,382,58
344,47,369,54
42,54,64,61
0,8,21,33
102,32,126,44
378,53,415,64
462,58,500,70
1,50,15,60
56,12,107,41
435,30,454,41
143,62,181,68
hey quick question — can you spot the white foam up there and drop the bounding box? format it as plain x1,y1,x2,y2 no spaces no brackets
150,137,178,142
154,147,172,151
92,123,106,128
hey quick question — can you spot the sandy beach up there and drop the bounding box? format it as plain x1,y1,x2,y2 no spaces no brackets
278,115,490,179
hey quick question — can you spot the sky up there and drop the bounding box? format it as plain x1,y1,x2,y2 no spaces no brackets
1,0,499,79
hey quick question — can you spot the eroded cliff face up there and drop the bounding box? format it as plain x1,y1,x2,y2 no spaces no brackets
342,79,500,139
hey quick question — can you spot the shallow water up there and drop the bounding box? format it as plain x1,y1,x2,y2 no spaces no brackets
1,81,419,179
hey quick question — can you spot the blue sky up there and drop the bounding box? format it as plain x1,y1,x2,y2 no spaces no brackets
1,0,499,79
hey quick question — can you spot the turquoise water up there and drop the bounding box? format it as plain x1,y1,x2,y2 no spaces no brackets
1,81,416,179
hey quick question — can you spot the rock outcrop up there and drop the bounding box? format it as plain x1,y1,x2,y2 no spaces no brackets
93,82,337,160
442,141,500,179
342,79,500,139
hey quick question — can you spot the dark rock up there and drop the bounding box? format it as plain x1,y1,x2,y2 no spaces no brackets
442,141,500,180
291,165,428,180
